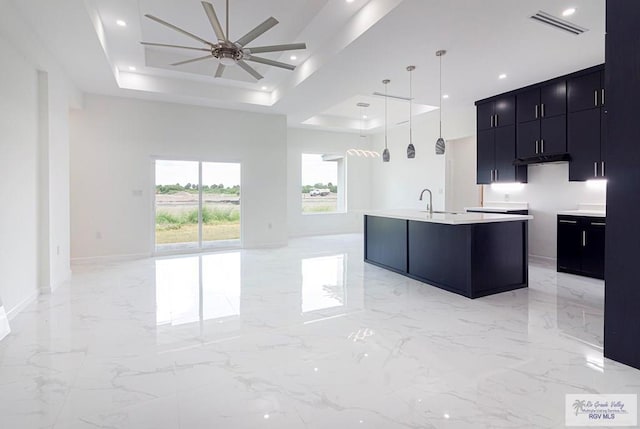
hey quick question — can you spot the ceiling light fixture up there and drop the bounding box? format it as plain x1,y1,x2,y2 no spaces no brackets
562,7,576,16
442,94,449,99
406,65,416,159
261,86,268,90
346,0,355,3
499,73,507,79
382,79,390,162
290,55,297,60
116,20,127,27
435,50,447,155
128,66,136,71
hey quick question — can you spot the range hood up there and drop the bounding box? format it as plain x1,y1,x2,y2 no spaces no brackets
513,153,571,166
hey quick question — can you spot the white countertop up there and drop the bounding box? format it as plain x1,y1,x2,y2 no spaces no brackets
557,210,606,218
465,206,527,213
365,209,533,225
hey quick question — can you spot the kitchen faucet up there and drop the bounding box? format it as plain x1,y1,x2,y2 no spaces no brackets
419,188,433,215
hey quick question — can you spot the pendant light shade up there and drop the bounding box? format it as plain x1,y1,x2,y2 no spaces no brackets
435,50,447,155
406,65,416,159
382,79,390,162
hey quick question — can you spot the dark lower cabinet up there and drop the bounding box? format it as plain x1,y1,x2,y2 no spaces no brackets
557,215,605,279
364,216,407,273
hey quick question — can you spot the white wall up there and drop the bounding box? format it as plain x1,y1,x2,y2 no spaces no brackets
370,104,476,211
287,128,372,237
483,163,607,259
0,0,76,320
445,136,482,212
70,95,288,259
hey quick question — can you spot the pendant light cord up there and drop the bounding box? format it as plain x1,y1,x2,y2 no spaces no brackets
226,0,230,40
439,54,442,138
409,68,413,145
384,82,388,150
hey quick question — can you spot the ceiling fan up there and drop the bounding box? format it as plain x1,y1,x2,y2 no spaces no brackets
141,0,307,80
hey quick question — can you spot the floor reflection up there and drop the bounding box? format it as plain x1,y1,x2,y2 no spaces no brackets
156,252,241,326
301,254,346,313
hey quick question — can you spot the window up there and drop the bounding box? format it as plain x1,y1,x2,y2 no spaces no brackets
301,154,345,214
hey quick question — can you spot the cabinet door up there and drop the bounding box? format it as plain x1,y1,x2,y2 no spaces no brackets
477,102,494,131
517,88,540,123
600,108,608,175
517,120,540,158
365,216,407,272
568,109,601,181
568,71,602,112
582,219,606,279
540,80,567,118
557,218,582,272
494,96,515,127
494,125,516,182
476,129,495,184
540,115,567,154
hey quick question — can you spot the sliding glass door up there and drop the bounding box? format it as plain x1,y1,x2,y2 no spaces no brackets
154,160,241,253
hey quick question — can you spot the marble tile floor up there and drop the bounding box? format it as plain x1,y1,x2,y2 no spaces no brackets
1,234,638,428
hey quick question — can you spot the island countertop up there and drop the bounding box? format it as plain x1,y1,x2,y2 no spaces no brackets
365,209,533,225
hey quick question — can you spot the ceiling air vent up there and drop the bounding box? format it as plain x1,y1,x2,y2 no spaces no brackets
530,11,588,35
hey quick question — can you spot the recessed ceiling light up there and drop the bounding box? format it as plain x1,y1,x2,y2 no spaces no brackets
128,66,136,71
499,73,507,79
442,94,449,99
362,115,368,119
290,55,297,61
261,86,268,90
562,7,576,17
346,0,355,2
116,20,127,27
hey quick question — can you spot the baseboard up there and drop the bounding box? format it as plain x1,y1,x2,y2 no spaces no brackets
7,290,39,321
71,252,151,265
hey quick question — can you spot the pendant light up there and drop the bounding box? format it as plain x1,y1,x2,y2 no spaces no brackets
382,79,390,162
435,50,447,155
406,65,416,158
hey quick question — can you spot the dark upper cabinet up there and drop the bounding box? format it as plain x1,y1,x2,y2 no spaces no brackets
568,71,604,112
557,215,605,280
517,81,566,123
516,113,566,158
477,96,515,131
477,102,494,131
494,96,515,127
477,126,525,184
476,130,495,185
494,125,517,182
568,108,602,181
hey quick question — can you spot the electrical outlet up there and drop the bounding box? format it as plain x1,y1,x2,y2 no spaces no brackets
505,194,510,201
96,231,102,240
268,222,272,230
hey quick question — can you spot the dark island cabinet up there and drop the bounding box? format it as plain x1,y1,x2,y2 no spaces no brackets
364,216,407,273
557,215,605,279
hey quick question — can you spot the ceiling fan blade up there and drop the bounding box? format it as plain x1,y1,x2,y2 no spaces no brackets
141,42,211,52
215,63,225,78
245,43,306,54
201,1,227,42
237,60,263,80
245,55,295,71
171,55,216,66
145,14,214,47
235,17,278,47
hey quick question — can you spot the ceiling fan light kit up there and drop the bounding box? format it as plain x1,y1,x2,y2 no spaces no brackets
141,0,307,81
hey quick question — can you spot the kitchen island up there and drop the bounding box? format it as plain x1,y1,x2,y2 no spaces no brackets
364,210,532,298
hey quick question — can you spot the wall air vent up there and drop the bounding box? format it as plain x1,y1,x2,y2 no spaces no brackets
530,11,588,35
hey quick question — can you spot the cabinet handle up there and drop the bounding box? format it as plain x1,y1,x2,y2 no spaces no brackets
582,230,586,247
535,140,539,154
601,88,605,106
535,105,539,119
559,220,577,224
594,162,598,177
490,115,494,128
594,90,599,107
541,139,545,153
490,169,494,182
592,222,606,226
541,103,545,117
601,161,605,177
495,169,499,181
495,114,499,127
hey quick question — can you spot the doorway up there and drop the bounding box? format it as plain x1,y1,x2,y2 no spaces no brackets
154,160,241,253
